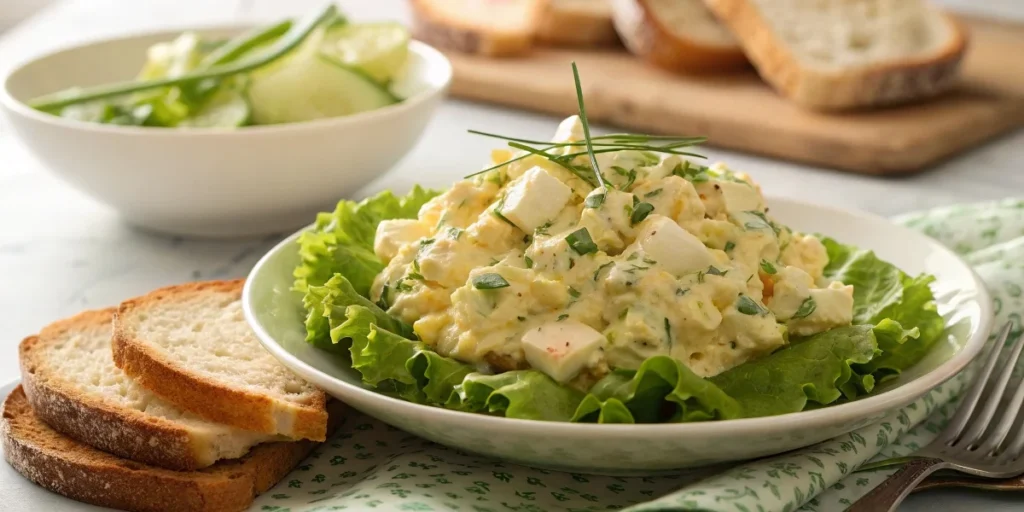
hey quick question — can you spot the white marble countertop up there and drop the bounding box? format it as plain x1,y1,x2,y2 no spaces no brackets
0,0,1022,510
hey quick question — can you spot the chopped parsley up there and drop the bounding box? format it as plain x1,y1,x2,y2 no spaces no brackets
724,241,735,252
568,286,581,299
676,288,689,296
631,202,655,225
672,161,710,183
524,255,534,269
612,166,637,190
566,228,598,255
706,266,726,277
664,318,672,347
446,227,463,240
736,296,766,315
517,316,527,322
395,280,413,292
472,273,510,290
557,314,569,321
535,220,554,236
793,297,817,319
584,192,606,208
760,259,777,275
594,261,614,281
644,188,663,198
376,284,390,310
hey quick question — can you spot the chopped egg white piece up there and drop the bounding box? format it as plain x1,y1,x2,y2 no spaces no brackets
522,321,605,382
635,215,715,276
499,167,573,232
788,281,855,336
374,219,431,262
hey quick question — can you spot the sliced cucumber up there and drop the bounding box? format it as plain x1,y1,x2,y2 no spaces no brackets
321,22,410,84
178,86,251,128
247,27,397,125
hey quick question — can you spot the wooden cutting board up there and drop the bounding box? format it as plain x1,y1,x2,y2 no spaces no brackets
444,16,1024,175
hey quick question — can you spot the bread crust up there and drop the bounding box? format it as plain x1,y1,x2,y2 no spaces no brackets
112,280,329,442
2,386,319,512
704,0,968,110
19,308,215,471
535,1,619,47
611,0,748,73
410,0,540,56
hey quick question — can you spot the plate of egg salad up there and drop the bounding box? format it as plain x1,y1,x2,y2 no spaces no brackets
243,65,990,471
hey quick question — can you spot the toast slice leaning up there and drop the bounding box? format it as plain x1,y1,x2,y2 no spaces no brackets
19,308,277,471
535,0,620,47
410,0,544,56
113,280,329,441
610,0,747,72
704,0,967,110
2,386,332,512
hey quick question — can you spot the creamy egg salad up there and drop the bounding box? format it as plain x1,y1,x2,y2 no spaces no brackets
367,116,855,389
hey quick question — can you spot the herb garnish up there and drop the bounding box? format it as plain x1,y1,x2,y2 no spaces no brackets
631,202,654,225
472,273,510,290
760,260,777,275
524,255,534,269
463,65,706,182
566,228,598,255
724,241,735,252
736,296,766,315
793,297,816,319
584,192,606,208
594,261,614,281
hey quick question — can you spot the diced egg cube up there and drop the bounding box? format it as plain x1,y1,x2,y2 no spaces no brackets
717,180,765,217
766,266,813,321
789,281,855,336
553,115,583,143
374,219,430,262
522,320,605,382
499,167,572,232
636,215,714,276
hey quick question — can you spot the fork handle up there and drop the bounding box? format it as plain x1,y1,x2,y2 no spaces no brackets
847,458,948,512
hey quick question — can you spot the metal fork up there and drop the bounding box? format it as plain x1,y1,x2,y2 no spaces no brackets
850,323,1022,512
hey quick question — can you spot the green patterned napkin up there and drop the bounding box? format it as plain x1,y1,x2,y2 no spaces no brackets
251,199,1024,512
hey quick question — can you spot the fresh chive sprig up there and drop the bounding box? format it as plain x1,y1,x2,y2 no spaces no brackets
570,62,605,188
463,64,707,184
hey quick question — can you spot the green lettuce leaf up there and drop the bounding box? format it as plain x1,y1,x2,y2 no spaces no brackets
820,237,945,376
574,356,741,423
302,274,413,346
709,324,880,417
294,186,440,297
456,371,586,422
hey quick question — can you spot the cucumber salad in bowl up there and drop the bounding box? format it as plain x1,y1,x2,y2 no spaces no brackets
294,66,945,424
28,5,407,128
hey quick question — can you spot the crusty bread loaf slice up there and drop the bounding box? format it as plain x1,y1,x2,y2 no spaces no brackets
610,0,747,72
19,308,277,471
704,0,967,110
410,0,544,56
535,0,620,47
113,280,329,441
2,386,335,512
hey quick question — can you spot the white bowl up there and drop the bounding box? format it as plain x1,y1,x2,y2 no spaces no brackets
243,197,993,474
0,28,451,237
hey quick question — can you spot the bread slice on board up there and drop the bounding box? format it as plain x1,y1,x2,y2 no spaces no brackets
19,308,277,471
410,0,544,56
536,0,620,47
610,0,747,72
2,386,334,512
704,0,967,110
113,280,329,441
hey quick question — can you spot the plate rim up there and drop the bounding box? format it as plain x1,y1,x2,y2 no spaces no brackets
243,196,994,437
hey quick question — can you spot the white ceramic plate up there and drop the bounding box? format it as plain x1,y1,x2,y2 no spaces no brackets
243,197,993,474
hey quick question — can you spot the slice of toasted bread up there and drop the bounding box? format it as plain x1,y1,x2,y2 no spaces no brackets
2,386,335,512
535,0,620,47
610,0,747,72
113,280,328,441
19,308,278,471
704,0,967,110
410,0,544,56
